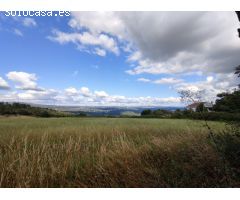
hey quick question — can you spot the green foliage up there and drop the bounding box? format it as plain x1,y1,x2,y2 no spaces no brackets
75,112,87,117
141,109,152,116
196,103,208,112
153,109,172,116
176,111,240,121
141,109,172,118
213,90,240,113
0,102,70,117
140,108,240,122
213,122,240,178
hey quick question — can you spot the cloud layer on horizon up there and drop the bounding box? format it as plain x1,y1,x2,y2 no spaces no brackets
0,71,182,106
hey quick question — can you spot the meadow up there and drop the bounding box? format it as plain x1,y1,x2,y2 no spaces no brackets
0,117,238,187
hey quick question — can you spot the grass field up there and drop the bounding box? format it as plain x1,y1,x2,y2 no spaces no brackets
0,117,238,187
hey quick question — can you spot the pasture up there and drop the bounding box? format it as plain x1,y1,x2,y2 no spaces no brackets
0,117,237,187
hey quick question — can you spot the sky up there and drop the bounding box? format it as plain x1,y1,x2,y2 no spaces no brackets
0,11,239,106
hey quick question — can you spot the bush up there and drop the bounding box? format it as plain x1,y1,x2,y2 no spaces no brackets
213,122,240,179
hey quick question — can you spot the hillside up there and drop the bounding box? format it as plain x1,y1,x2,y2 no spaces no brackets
0,102,71,117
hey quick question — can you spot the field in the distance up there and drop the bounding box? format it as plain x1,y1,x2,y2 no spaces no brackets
0,117,237,187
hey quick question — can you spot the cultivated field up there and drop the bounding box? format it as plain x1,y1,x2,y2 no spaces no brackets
0,117,237,187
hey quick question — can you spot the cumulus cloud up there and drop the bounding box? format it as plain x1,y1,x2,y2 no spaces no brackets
58,11,239,99
94,90,109,98
137,77,183,84
121,12,240,75
17,89,58,101
175,73,239,101
65,87,79,96
137,78,151,82
61,87,181,106
6,71,43,91
0,89,59,104
80,87,92,97
0,76,182,106
48,30,119,56
56,11,240,77
153,78,183,85
127,51,142,62
68,12,126,38
0,77,10,90
0,69,183,106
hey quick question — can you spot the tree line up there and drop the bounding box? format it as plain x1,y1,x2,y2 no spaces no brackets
0,102,71,117
141,90,240,121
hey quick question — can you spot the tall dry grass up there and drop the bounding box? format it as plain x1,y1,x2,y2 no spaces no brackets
0,117,238,187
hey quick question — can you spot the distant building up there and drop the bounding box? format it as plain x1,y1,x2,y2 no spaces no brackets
187,102,213,112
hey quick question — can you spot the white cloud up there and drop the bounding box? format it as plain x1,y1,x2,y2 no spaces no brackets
175,73,238,101
0,77,10,90
0,89,59,104
120,12,240,75
137,78,151,82
49,30,119,56
127,51,142,62
94,48,106,56
153,78,183,85
6,71,43,91
13,28,23,37
80,87,92,97
56,12,240,77
137,77,183,84
68,12,126,39
65,87,79,96
94,90,109,98
17,89,57,100
1,70,183,106
22,18,37,27
206,76,214,83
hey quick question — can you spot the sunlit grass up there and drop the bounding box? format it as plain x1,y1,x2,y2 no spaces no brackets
0,117,235,187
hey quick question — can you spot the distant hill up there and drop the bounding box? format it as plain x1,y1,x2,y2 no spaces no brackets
0,102,71,117
0,102,184,117
37,105,184,117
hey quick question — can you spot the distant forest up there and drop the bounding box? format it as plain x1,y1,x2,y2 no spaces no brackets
0,102,71,117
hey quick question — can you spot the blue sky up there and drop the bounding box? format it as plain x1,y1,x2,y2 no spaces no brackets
0,12,239,106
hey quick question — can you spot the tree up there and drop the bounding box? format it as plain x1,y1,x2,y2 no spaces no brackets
213,90,240,113
235,65,240,77
178,89,216,141
235,65,240,88
196,103,208,113
0,102,70,117
236,11,240,38
178,89,205,105
141,109,152,116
